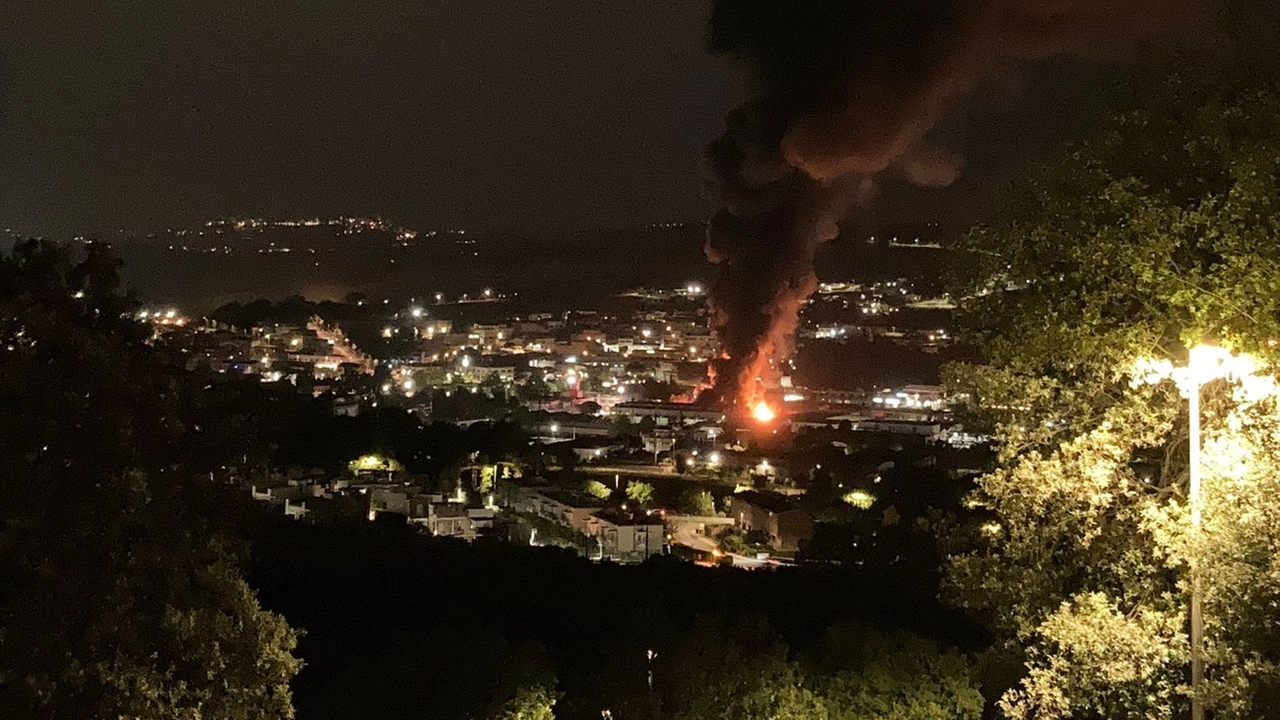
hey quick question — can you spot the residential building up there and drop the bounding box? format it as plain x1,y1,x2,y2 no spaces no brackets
732,491,814,553
594,509,666,563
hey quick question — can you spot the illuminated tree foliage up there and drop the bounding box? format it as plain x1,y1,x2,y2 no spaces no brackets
486,684,560,720
0,241,301,718
944,66,1280,718
625,480,655,507
679,488,717,516
656,616,981,720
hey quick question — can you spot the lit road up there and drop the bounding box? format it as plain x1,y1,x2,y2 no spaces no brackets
670,523,718,553
579,465,676,478
669,523,769,570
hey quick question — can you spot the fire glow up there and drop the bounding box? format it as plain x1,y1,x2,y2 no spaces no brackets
751,401,776,424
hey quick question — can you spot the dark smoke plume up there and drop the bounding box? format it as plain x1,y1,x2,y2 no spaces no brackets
702,0,1218,412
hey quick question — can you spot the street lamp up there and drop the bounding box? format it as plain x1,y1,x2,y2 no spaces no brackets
646,649,657,691
1175,344,1257,720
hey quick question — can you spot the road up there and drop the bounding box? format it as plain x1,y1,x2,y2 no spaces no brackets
669,523,769,570
578,465,676,478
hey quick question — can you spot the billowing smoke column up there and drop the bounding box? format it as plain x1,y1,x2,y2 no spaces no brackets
702,0,1215,413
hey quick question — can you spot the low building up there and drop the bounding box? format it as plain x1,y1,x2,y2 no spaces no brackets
641,430,676,455
789,414,943,437
614,401,723,426
731,491,813,553
250,484,303,503
332,396,363,417
594,509,666,563
415,502,473,539
570,438,626,463
506,486,604,537
500,485,663,562
369,487,413,515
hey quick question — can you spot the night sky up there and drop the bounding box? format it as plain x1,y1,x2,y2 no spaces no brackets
2,2,735,236
2,1,1252,239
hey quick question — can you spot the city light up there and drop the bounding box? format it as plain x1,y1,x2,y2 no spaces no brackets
410,306,423,318
842,490,876,509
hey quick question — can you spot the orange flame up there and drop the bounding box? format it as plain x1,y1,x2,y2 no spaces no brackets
751,400,776,423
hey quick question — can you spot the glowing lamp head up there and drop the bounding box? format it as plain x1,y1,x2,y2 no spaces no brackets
751,401,776,423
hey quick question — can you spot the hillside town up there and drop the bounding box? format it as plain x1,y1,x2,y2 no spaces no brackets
146,275,983,569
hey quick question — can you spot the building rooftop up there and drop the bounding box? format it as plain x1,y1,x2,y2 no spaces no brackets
734,490,801,515
534,488,605,509
593,508,664,527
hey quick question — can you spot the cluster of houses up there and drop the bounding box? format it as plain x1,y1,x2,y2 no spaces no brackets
250,473,496,540
500,485,667,563
249,468,819,564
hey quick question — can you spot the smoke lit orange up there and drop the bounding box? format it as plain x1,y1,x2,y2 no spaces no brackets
751,400,776,423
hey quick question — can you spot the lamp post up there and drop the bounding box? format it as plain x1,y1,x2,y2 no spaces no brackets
1136,344,1261,720
1181,344,1255,720
1187,347,1206,720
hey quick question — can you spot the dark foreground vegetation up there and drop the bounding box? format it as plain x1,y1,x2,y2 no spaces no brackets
0,241,984,720
246,519,984,720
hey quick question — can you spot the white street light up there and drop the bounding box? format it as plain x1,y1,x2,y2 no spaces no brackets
1166,344,1258,720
